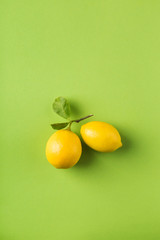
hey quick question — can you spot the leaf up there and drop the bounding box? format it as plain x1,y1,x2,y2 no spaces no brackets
50,122,69,130
52,97,70,119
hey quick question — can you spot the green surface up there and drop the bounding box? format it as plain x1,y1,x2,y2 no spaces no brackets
1,1,160,239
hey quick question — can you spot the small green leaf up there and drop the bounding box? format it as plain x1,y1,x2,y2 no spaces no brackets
51,122,69,130
52,97,70,119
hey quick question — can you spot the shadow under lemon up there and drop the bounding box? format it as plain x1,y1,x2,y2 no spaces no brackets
113,127,137,156
74,141,97,168
69,102,134,167
74,129,134,169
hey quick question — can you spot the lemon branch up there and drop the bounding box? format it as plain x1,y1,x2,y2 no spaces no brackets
51,97,94,130
72,114,94,123
67,114,94,130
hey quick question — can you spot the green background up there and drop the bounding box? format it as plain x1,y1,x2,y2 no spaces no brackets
1,1,160,239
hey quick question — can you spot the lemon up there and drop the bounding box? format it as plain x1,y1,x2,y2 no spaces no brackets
46,129,82,168
80,121,122,152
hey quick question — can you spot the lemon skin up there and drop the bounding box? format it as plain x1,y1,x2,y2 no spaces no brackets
80,121,122,152
46,129,82,169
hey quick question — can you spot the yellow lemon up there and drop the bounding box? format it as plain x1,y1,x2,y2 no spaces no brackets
46,129,82,169
81,121,122,152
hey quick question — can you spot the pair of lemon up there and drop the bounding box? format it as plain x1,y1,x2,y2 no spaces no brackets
46,121,122,169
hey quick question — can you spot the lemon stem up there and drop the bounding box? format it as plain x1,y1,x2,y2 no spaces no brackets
67,121,73,131
67,114,94,131
72,114,94,123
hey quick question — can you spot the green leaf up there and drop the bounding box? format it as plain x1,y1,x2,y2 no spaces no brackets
51,122,69,130
52,97,70,119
